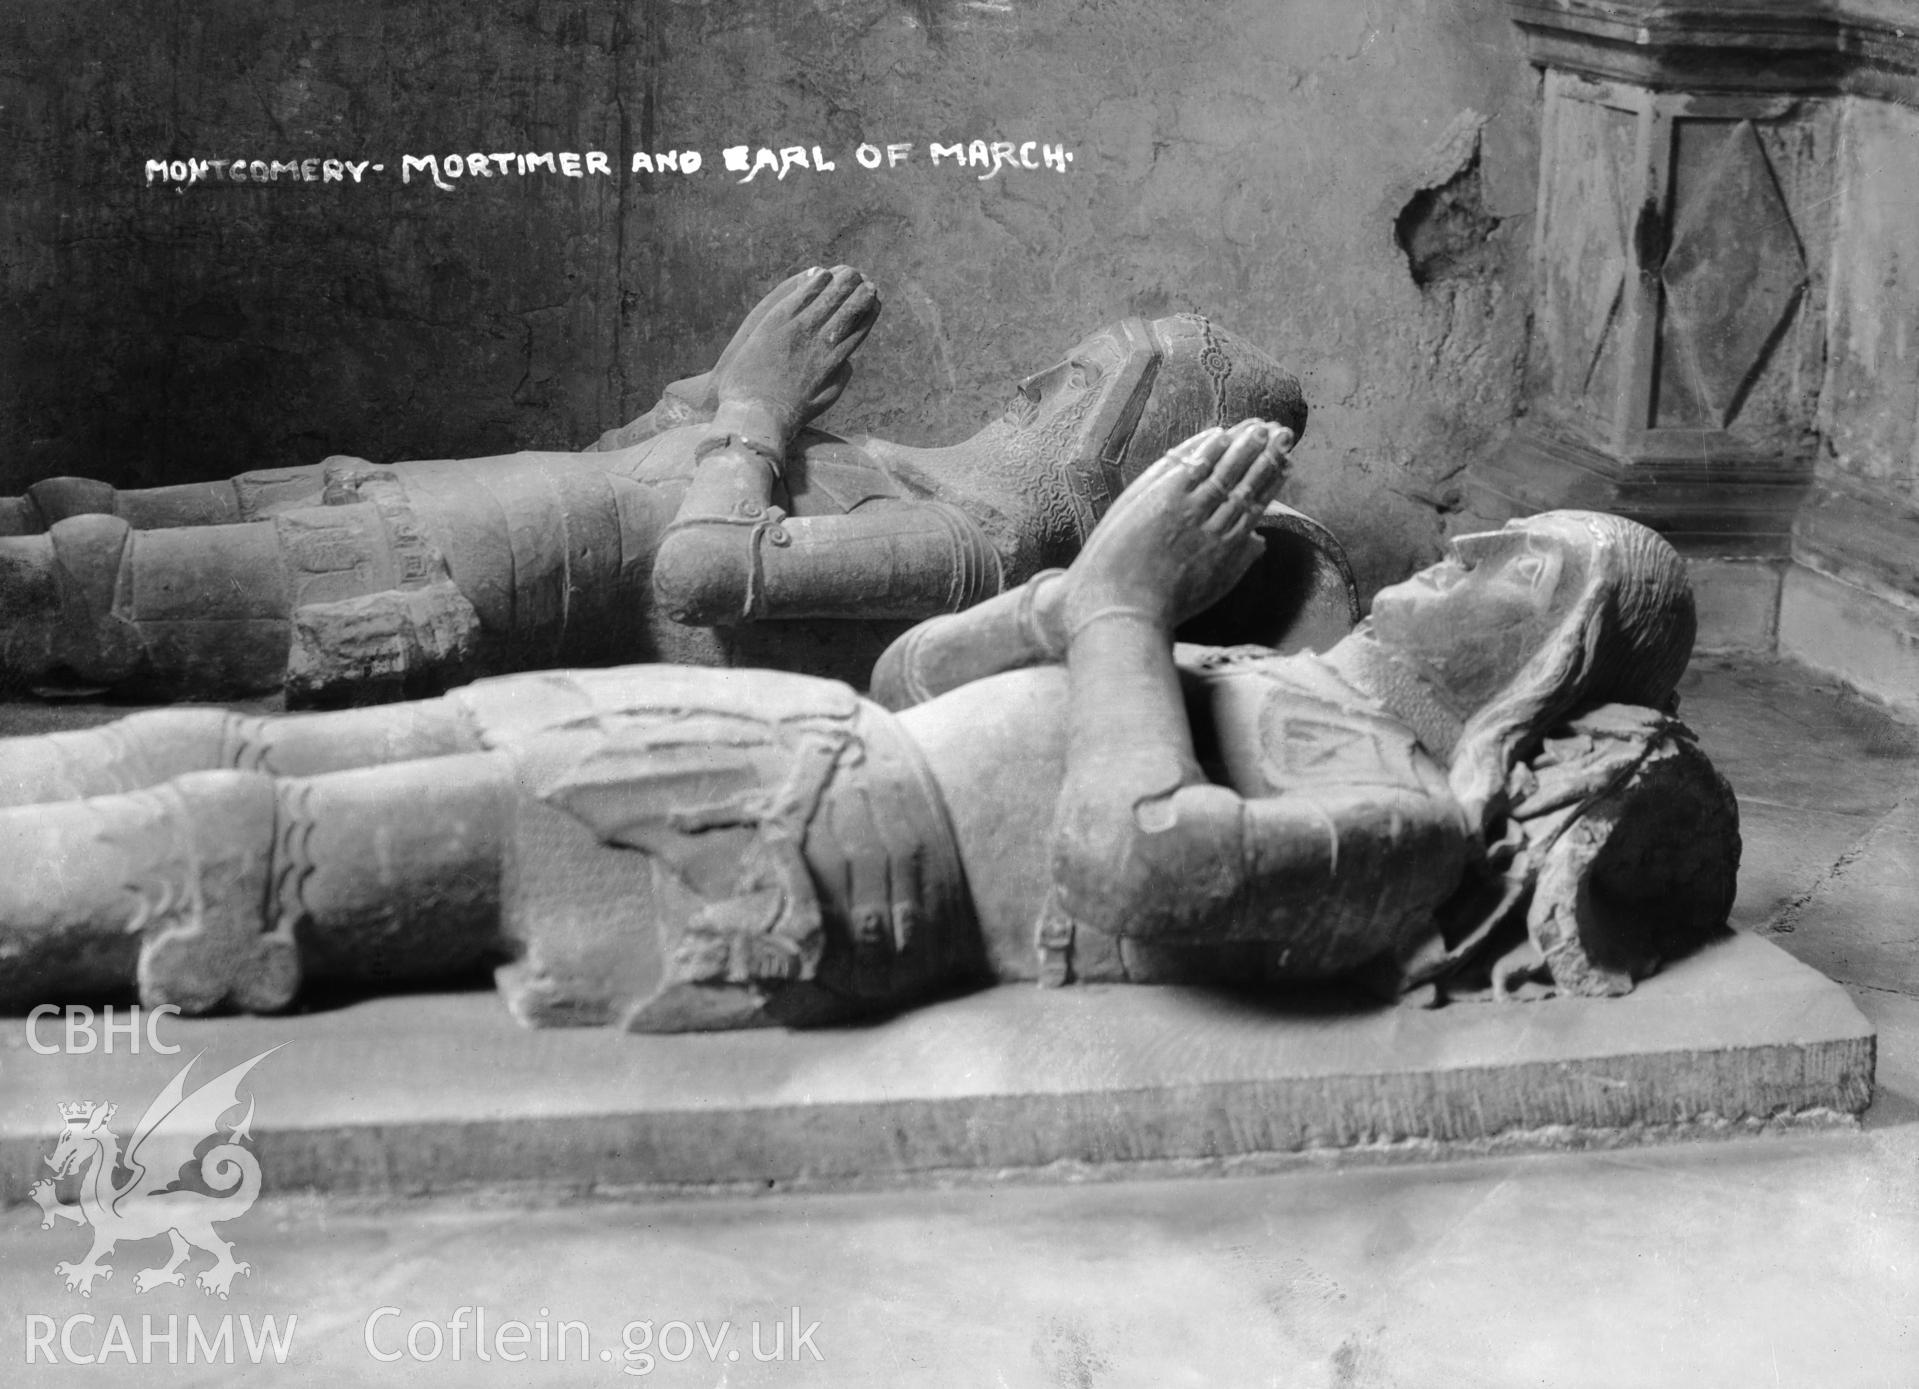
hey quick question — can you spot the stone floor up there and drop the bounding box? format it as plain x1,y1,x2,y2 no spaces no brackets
4,653,1919,1387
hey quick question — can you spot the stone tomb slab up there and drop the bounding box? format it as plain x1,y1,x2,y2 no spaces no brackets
0,932,1872,1201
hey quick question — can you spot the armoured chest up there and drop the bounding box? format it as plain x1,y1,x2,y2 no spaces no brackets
1197,666,1442,802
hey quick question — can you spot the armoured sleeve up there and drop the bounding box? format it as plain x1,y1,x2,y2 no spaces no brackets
1045,751,1468,977
868,569,1065,710
652,409,1004,626
655,496,1004,626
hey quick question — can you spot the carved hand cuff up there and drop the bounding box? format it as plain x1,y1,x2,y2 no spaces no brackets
692,431,786,478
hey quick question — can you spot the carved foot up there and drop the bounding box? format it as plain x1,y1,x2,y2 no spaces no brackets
56,1260,110,1297
709,265,881,439
1059,420,1294,635
198,1261,250,1299
134,1268,187,1293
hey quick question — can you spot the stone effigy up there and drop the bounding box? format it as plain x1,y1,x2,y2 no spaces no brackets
0,268,1352,702
0,420,1738,1031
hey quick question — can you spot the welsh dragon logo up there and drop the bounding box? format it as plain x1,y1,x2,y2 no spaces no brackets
31,1048,279,1299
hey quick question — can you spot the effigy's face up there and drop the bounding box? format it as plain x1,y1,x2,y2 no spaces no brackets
1002,327,1130,431
998,321,1161,507
1371,524,1590,707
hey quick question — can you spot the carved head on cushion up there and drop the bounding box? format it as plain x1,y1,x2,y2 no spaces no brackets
1370,510,1696,830
980,315,1309,547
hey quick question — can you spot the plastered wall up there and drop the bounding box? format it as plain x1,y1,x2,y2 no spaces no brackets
1,0,1542,595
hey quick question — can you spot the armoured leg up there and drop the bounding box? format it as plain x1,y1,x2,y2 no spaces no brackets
0,513,291,695
0,698,483,809
0,753,510,1014
0,770,294,1014
0,463,331,536
0,464,481,700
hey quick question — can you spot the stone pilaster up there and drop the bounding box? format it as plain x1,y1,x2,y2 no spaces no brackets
1473,0,1919,555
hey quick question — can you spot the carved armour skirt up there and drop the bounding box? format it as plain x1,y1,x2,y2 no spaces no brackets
468,666,980,1031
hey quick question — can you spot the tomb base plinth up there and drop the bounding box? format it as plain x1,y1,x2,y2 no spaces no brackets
0,931,1871,1201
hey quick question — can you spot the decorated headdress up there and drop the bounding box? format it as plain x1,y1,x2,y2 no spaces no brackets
1409,514,1727,1001
1117,315,1308,487
1446,510,1697,834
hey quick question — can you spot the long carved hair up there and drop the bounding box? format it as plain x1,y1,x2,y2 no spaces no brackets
1446,511,1696,834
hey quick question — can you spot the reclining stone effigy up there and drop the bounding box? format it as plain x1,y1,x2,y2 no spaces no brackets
0,268,1353,703
0,420,1737,1033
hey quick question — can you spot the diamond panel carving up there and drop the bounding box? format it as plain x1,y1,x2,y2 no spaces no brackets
1660,120,1809,428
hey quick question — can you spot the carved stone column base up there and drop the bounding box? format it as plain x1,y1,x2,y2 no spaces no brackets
1470,425,1810,555
1480,7,1844,554
1793,474,1919,603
